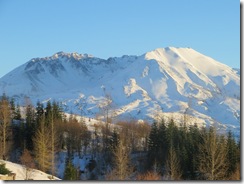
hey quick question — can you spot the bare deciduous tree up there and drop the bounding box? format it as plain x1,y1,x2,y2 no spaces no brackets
33,116,51,172
198,127,227,180
0,96,11,159
106,133,132,180
165,146,182,180
50,111,58,179
20,149,36,180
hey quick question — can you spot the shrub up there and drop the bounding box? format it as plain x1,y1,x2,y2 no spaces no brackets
0,163,11,175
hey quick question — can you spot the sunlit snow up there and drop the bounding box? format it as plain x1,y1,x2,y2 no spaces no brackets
0,47,240,136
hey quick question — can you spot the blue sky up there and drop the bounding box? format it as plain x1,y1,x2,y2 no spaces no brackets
0,0,240,77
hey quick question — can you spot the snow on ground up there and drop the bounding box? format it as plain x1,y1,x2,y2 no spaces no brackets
55,151,94,180
0,160,60,180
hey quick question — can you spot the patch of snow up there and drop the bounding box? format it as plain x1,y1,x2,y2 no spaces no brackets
0,160,60,180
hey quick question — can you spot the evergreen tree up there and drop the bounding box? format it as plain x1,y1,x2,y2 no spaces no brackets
50,100,65,151
0,163,11,175
177,124,189,178
166,119,178,148
52,101,63,120
12,120,25,152
64,159,77,180
15,104,21,120
157,119,168,170
10,98,16,120
147,122,159,169
226,131,239,177
187,124,201,179
25,104,36,150
45,101,52,126
35,101,44,126
110,129,119,152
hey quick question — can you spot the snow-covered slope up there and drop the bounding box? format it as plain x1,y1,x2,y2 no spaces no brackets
0,160,60,180
0,47,240,135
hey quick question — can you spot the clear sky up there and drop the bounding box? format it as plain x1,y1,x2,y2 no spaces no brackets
0,0,240,78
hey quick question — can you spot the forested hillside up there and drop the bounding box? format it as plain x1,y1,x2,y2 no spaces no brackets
0,93,240,180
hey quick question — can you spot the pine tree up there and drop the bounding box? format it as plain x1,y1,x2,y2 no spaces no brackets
51,101,65,151
226,131,239,178
147,122,159,169
177,124,189,178
12,120,24,151
187,124,201,179
110,129,119,152
15,104,21,120
166,119,178,148
45,101,52,126
64,159,77,180
158,119,168,168
25,104,36,150
10,98,16,120
35,101,44,126
0,163,11,175
52,101,63,120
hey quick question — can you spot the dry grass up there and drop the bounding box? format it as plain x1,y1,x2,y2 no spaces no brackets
228,164,240,180
136,171,161,180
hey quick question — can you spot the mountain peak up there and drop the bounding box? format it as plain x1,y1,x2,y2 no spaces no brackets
0,47,240,136
144,47,192,61
29,51,94,63
52,52,94,60
147,46,193,55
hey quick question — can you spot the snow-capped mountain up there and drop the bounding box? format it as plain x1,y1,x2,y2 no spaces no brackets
0,47,240,135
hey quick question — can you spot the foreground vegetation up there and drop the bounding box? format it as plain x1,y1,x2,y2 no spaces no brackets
0,94,240,180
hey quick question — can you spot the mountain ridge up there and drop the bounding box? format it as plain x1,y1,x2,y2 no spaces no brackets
0,47,240,136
